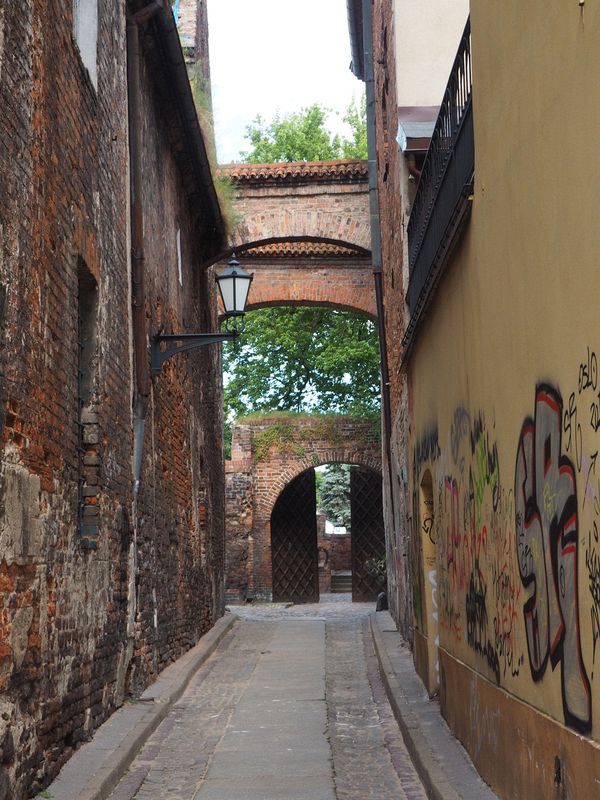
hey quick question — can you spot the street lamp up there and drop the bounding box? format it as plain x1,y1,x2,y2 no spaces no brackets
150,254,253,377
215,253,253,317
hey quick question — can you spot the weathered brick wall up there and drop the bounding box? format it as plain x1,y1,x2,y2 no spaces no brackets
224,427,254,602
317,531,352,593
177,0,210,82
373,0,412,637
225,415,381,601
130,26,225,692
329,534,352,572
221,161,371,253
0,3,131,796
316,515,331,592
215,161,376,319
243,257,376,319
0,4,225,797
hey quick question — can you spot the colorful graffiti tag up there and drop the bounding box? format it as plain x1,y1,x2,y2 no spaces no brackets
515,385,592,733
566,348,600,686
436,411,523,684
411,429,440,631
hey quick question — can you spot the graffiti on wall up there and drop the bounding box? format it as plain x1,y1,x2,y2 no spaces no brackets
411,429,440,631
440,476,462,640
586,513,600,670
464,418,501,684
566,348,600,686
515,384,592,733
413,361,600,735
490,486,523,681
436,411,523,684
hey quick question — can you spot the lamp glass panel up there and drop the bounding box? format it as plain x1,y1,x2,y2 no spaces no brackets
234,276,252,313
218,275,236,314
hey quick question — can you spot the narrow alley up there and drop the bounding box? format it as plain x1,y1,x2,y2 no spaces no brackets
106,598,426,800
5,2,600,798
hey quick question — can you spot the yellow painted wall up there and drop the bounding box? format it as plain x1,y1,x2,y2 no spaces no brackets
407,1,600,787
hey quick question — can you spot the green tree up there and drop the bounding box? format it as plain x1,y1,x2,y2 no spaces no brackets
240,98,367,163
318,464,351,527
340,96,367,159
223,307,380,419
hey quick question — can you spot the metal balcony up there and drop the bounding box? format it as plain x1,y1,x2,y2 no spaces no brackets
404,19,474,350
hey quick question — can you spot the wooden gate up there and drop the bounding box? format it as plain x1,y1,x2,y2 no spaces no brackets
271,470,319,603
351,467,386,602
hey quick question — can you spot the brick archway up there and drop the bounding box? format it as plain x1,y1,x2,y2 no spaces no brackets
225,414,381,601
215,161,376,319
262,452,381,521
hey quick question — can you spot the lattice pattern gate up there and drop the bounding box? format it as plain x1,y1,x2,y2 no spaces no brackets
271,470,319,603
351,467,386,602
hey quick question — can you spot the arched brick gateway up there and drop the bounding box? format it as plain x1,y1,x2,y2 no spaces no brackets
215,161,376,318
224,414,382,601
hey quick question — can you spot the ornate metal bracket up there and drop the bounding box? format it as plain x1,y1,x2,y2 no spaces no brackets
150,331,238,377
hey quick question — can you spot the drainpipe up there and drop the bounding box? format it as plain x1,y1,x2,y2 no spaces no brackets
362,0,395,522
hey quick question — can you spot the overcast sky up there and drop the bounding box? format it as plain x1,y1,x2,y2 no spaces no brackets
207,0,363,164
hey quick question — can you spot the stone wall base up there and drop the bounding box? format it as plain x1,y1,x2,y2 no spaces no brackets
439,648,600,800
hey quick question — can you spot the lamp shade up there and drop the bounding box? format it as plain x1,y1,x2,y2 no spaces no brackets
216,255,253,316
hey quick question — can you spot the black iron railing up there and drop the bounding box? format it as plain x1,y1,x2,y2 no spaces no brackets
406,18,474,315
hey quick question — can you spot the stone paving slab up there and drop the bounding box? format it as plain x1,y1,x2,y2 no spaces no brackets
36,613,237,800
193,775,335,800
192,620,335,800
104,602,428,800
370,611,499,800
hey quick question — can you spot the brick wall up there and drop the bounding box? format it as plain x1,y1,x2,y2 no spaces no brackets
317,531,352,592
177,0,211,83
0,3,131,796
329,534,352,572
223,161,372,254
130,23,225,692
316,515,331,592
225,415,381,601
243,257,376,319
373,0,412,637
0,4,225,797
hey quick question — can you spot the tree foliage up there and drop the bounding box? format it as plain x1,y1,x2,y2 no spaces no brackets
240,98,367,163
318,464,351,527
223,307,380,419
339,96,368,160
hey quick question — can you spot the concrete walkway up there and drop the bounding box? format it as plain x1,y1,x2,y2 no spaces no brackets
38,596,498,800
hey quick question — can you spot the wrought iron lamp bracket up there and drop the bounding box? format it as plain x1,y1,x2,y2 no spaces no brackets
150,330,238,377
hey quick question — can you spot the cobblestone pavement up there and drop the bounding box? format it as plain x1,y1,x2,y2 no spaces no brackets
108,597,426,800
326,618,426,800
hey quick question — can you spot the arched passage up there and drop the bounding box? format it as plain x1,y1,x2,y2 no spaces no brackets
224,415,382,602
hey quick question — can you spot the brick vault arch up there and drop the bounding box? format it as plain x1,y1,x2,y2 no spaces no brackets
263,451,381,521
214,160,377,319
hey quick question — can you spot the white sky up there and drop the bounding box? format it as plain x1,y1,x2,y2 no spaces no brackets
207,0,363,164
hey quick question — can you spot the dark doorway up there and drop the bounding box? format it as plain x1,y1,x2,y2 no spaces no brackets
271,470,319,603
351,468,386,602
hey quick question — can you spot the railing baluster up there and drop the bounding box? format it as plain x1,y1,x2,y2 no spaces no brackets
407,17,472,274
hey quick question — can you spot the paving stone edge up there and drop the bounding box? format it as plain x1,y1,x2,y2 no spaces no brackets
39,612,238,800
369,613,461,800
